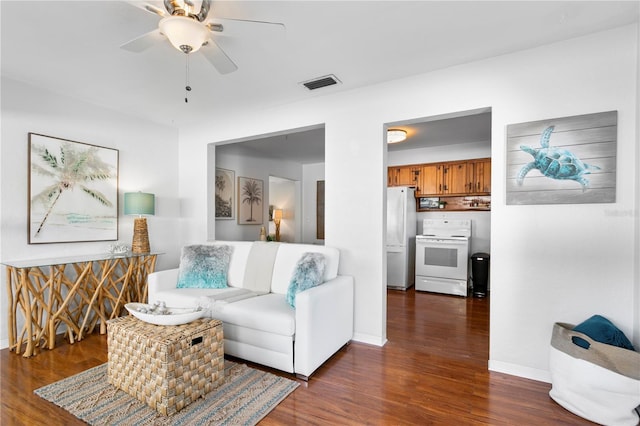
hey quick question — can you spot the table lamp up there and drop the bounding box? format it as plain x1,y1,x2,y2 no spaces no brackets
124,192,155,254
273,209,283,242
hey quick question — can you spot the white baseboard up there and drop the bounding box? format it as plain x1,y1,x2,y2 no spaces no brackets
1,338,9,350
352,332,387,347
488,359,551,383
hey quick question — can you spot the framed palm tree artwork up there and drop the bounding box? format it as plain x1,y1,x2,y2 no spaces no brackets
215,168,234,220
237,176,263,225
28,133,119,244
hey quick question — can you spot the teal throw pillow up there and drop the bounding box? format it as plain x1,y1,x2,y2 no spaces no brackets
286,252,326,308
176,244,233,289
572,314,635,351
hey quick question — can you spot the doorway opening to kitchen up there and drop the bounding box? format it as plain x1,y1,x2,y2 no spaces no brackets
384,106,492,343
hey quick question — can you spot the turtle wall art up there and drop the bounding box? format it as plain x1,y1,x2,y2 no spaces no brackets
506,111,617,205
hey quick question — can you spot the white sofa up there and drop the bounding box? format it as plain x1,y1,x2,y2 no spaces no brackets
147,241,354,379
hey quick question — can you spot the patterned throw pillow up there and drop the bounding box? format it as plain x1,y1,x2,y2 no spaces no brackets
286,252,326,308
176,244,233,289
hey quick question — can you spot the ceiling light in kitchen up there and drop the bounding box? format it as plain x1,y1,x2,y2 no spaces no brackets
387,129,407,144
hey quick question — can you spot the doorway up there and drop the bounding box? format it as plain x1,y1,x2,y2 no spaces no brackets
268,176,299,242
384,107,492,354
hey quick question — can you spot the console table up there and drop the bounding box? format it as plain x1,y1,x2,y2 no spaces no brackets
3,252,159,357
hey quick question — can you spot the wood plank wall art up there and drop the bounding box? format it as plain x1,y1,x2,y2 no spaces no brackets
506,111,617,205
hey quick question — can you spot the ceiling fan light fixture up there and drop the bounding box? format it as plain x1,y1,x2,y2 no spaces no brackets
387,129,408,144
159,16,208,54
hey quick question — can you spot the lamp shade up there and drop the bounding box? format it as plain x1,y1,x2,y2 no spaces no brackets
273,209,283,221
124,192,155,216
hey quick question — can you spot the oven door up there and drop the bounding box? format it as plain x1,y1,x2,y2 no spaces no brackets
415,237,469,280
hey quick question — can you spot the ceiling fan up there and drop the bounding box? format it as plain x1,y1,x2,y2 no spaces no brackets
121,0,285,75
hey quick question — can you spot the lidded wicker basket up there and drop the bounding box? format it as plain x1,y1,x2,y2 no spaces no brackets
107,316,224,416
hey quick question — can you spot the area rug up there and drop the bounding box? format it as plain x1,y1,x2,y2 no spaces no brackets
34,361,298,425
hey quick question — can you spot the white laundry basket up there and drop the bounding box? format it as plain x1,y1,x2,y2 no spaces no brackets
549,322,640,426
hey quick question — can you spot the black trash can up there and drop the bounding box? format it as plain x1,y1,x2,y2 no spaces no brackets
471,252,490,297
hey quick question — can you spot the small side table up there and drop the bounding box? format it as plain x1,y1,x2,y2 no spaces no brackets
107,316,225,416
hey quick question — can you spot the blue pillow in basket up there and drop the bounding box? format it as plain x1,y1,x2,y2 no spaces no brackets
286,252,326,308
177,244,233,289
572,314,635,351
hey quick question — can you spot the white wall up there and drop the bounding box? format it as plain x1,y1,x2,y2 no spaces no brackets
0,77,181,348
488,26,638,381
388,140,491,166
177,24,639,379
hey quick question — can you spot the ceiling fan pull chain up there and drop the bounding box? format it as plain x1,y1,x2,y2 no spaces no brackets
185,54,192,103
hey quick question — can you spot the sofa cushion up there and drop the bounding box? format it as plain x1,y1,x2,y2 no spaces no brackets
152,287,247,309
211,293,295,337
176,244,232,289
243,241,280,294
203,241,253,287
286,252,326,308
271,244,339,294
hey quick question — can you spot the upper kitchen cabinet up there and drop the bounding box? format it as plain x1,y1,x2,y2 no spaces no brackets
417,161,467,196
467,158,491,194
419,164,442,195
388,165,421,190
444,160,492,195
390,158,491,197
447,162,469,194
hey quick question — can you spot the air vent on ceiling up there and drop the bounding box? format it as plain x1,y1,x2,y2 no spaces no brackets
301,74,341,90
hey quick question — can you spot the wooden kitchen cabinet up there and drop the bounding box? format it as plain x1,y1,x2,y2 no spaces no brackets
478,158,492,193
466,158,491,194
419,162,462,195
391,158,491,198
396,166,414,186
388,165,421,190
447,162,468,194
388,166,399,186
419,164,441,195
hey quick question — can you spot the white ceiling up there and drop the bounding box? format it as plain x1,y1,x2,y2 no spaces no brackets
2,1,638,163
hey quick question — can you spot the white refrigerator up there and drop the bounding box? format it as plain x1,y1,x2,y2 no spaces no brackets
386,186,417,290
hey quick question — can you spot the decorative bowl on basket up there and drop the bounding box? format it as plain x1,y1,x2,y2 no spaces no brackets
125,302,204,325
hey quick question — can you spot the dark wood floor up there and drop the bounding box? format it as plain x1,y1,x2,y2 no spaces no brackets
1,288,593,425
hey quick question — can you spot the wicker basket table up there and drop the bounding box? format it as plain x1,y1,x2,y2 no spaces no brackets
107,316,224,416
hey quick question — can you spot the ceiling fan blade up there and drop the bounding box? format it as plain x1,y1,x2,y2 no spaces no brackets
200,38,238,74
206,18,285,38
120,29,164,52
123,1,166,17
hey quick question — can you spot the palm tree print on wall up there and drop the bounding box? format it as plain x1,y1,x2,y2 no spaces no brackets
214,168,234,219
28,133,118,243
238,177,263,225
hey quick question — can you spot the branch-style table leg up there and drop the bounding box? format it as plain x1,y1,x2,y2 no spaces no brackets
4,253,159,357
